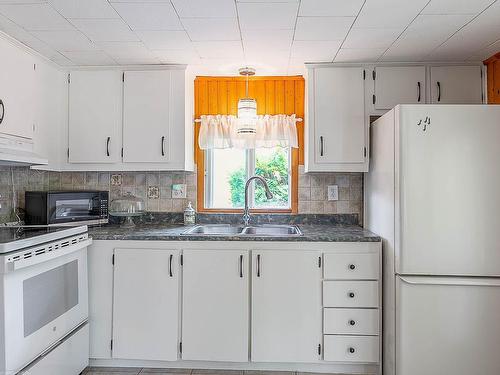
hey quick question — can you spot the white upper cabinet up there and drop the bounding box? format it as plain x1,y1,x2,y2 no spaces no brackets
182,250,249,362
374,66,426,109
123,71,172,164
251,250,322,362
430,66,483,104
0,37,35,139
306,66,367,172
68,71,122,163
112,248,180,361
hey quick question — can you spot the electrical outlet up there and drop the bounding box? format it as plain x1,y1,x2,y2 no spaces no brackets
327,185,339,201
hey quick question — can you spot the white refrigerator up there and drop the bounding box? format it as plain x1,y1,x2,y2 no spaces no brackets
365,105,500,375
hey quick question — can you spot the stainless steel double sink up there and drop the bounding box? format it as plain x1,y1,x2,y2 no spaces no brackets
181,224,302,237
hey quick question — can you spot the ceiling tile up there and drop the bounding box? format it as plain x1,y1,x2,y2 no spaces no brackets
0,0,46,3
0,3,73,30
111,3,182,31
71,18,139,42
50,0,119,19
294,16,354,41
95,41,160,64
182,17,240,41
238,2,298,30
193,41,244,59
422,0,495,15
291,40,341,62
355,0,430,28
0,12,41,44
62,50,117,65
136,30,191,50
299,0,364,16
242,28,293,48
334,48,385,62
425,1,500,60
343,27,402,49
153,49,200,64
172,0,236,18
31,30,96,51
381,14,474,61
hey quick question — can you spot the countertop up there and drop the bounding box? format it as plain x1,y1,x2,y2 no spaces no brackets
89,223,380,242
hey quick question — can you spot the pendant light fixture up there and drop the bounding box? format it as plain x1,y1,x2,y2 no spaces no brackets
237,67,257,134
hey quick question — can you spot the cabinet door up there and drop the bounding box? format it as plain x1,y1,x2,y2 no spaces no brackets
251,250,321,362
88,241,113,359
374,66,425,109
310,67,366,171
68,71,122,163
122,71,171,163
112,248,180,361
0,37,34,139
430,66,483,104
182,250,249,362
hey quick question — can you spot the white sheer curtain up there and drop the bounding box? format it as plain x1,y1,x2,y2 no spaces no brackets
198,114,298,150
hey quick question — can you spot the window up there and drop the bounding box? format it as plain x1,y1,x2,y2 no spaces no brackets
205,146,291,210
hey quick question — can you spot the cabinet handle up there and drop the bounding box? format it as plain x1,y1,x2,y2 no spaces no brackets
106,137,110,157
320,136,324,156
417,82,421,102
161,136,165,156
169,254,173,277
348,292,355,298
349,347,356,354
437,81,441,102
239,255,243,278
0,99,4,125
257,254,261,277
349,264,356,270
349,320,356,326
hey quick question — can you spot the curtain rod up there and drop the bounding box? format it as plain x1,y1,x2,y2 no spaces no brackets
194,117,303,123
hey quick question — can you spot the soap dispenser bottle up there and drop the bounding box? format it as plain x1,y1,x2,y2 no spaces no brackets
184,201,196,225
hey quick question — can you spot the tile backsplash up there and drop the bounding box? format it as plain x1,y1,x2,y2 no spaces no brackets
0,166,363,224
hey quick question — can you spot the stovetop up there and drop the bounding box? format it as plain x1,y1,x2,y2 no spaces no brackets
0,225,88,253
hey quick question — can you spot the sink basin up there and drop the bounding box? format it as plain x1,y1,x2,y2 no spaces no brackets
182,224,244,235
181,224,302,237
241,225,302,236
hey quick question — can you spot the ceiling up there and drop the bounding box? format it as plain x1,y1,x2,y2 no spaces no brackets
0,0,499,74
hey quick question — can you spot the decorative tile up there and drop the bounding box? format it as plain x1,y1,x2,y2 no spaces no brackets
172,184,187,199
147,186,160,199
111,174,122,186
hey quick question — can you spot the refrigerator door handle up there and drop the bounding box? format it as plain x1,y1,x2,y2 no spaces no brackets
399,276,500,287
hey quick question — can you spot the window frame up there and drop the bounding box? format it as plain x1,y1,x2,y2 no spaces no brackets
204,147,292,210
194,75,304,214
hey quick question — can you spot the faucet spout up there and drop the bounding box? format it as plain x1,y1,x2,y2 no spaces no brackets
243,176,273,226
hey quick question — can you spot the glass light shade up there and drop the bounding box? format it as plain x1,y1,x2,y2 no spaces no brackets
237,98,257,134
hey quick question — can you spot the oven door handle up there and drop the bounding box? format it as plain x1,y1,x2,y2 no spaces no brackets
11,238,92,272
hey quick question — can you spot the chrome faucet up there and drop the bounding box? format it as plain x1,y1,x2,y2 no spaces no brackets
243,176,273,226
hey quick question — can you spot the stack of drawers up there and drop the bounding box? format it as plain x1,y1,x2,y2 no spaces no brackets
322,251,380,363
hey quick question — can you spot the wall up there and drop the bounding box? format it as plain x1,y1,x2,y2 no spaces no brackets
0,167,197,223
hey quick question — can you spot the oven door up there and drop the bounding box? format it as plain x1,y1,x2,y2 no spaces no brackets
48,192,106,225
3,243,89,373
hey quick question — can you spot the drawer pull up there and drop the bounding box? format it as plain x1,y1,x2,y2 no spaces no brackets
348,292,355,298
349,320,356,326
349,264,356,270
349,347,356,354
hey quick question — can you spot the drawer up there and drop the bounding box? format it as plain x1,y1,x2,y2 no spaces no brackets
323,253,379,280
323,335,379,363
323,281,378,308
324,308,379,335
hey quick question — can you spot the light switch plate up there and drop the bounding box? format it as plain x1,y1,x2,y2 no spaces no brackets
327,185,339,201
172,184,187,199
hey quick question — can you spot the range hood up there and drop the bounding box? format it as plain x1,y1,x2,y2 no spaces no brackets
0,134,47,166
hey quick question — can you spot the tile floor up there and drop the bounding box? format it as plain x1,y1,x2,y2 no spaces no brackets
83,369,325,375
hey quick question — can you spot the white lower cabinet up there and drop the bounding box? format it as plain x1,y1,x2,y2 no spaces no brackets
88,240,381,370
112,248,180,361
251,251,322,362
182,250,249,362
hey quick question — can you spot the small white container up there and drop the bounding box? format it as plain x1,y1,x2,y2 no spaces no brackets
184,202,196,225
